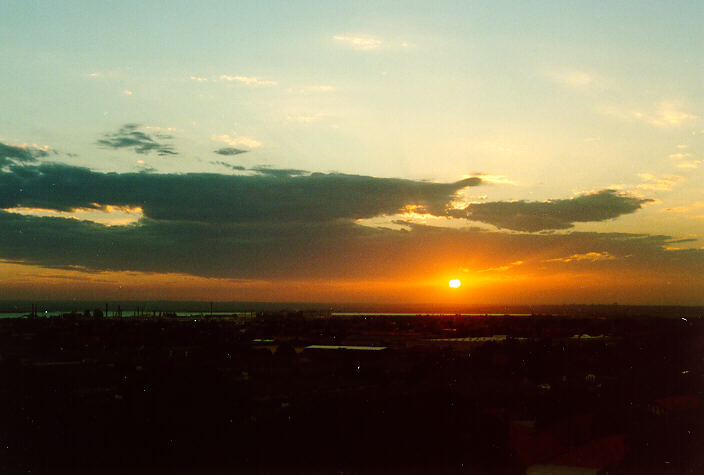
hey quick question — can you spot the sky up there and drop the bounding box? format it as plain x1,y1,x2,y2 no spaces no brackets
1,1,703,305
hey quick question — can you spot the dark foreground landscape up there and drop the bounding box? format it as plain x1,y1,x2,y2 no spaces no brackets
1,310,703,473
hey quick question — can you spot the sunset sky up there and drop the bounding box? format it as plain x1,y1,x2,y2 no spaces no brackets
1,1,703,304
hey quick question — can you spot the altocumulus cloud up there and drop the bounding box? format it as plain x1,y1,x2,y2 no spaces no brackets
97,124,177,156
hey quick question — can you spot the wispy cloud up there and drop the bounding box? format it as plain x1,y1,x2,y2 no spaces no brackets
211,161,246,171
545,69,596,88
607,173,685,197
599,101,698,128
189,75,278,86
477,260,524,272
667,149,699,169
598,105,646,122
286,112,326,123
288,85,337,94
143,125,178,133
303,85,336,92
635,173,684,192
649,101,698,127
219,75,277,86
97,124,177,156
546,252,616,263
661,202,704,215
468,174,516,185
333,35,382,50
212,134,262,149
214,147,248,156
676,160,700,169
669,152,691,160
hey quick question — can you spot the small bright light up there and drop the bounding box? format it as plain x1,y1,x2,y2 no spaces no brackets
449,279,461,288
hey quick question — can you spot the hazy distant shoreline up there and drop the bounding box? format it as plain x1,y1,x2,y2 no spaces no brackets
1,300,702,319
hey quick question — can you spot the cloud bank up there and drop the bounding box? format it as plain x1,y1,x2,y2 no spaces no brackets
0,209,700,282
1,141,697,290
0,160,480,223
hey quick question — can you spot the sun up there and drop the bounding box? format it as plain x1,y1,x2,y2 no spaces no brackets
448,279,461,288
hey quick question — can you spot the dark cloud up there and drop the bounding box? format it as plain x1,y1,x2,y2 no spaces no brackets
0,210,701,283
0,163,481,223
0,159,646,234
0,159,701,295
97,124,177,156
457,190,651,232
249,166,309,178
211,161,246,171
0,142,49,167
214,147,248,156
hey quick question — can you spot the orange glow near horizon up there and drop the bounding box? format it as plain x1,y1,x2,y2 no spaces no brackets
1,259,703,306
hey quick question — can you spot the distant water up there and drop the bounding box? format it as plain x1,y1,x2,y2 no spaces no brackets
0,313,32,319
0,311,254,320
331,312,532,317
1,311,530,320
2,301,702,318
2,309,699,320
